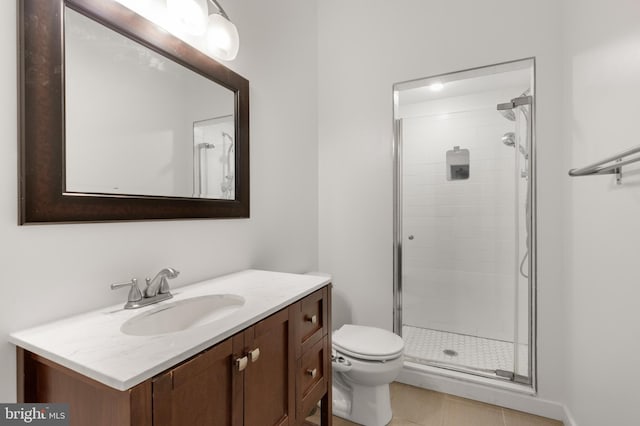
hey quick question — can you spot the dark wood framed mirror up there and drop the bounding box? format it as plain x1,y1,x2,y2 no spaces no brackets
18,0,249,224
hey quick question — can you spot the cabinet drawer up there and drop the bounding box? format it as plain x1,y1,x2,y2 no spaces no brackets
297,287,328,356
297,336,329,420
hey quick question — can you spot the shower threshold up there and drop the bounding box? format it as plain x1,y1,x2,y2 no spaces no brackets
402,325,528,380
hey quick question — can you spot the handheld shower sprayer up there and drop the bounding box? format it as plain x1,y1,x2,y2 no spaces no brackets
501,132,528,159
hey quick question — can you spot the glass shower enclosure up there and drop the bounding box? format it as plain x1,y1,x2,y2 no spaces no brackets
393,59,536,388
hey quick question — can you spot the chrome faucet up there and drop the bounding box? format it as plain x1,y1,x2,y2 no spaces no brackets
145,267,179,297
111,267,179,309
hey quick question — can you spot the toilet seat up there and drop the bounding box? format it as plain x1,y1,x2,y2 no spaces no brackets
333,325,404,361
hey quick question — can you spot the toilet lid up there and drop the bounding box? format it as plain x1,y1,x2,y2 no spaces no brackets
333,325,404,361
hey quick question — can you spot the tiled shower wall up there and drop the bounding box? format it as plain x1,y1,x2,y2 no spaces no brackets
401,90,522,342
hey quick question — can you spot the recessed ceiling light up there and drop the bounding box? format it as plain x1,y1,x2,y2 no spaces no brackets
429,82,444,92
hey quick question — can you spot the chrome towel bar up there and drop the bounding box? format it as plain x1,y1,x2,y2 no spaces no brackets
568,144,640,184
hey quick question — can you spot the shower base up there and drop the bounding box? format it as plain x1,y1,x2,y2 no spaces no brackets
402,325,528,377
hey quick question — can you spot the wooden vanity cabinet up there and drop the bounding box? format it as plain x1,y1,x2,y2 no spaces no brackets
152,334,243,426
294,287,331,424
17,349,153,425
17,285,332,426
242,308,296,426
152,307,294,426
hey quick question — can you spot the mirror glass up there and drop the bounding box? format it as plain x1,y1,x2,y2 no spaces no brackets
64,7,235,200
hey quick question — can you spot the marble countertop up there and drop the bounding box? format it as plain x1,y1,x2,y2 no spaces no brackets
9,269,331,391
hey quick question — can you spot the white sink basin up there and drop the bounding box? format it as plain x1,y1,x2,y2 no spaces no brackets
121,294,245,336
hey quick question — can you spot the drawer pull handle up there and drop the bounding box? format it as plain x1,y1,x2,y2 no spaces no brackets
249,348,260,363
306,368,317,378
305,315,318,324
236,356,248,372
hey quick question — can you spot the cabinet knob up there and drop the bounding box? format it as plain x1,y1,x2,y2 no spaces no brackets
306,368,317,379
249,348,260,363
305,315,318,324
236,356,248,372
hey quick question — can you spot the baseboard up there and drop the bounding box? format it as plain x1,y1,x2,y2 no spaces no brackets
562,405,577,426
397,364,572,424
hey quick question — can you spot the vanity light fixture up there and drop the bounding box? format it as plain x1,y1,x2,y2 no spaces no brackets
115,0,240,61
167,0,208,36
206,0,240,60
429,82,444,92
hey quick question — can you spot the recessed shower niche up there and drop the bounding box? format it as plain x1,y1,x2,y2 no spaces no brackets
393,58,536,389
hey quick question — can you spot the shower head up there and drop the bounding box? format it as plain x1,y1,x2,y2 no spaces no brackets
498,109,516,122
497,88,531,121
222,132,234,143
502,132,516,147
502,132,528,159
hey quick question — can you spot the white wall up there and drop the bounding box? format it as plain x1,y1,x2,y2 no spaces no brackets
318,0,566,409
0,0,318,402
563,0,640,424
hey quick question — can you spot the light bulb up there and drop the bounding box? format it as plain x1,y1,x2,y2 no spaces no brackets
206,14,239,61
114,0,158,20
115,0,151,10
166,0,208,36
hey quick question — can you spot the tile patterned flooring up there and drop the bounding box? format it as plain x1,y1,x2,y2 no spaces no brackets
403,326,529,377
307,382,563,426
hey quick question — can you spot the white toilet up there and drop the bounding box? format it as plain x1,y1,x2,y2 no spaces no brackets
332,324,405,426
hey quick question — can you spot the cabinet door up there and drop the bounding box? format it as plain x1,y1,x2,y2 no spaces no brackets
243,308,295,426
152,335,244,426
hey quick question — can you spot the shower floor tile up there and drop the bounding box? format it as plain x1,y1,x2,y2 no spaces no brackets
402,325,528,376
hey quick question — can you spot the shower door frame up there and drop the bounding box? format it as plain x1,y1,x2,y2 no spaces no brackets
392,57,537,392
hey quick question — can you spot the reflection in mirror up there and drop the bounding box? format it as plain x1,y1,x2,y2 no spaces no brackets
193,115,235,199
64,7,235,200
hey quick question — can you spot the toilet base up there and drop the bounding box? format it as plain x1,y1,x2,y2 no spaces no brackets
332,380,392,426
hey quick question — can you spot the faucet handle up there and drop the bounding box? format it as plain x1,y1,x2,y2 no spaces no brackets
111,278,143,303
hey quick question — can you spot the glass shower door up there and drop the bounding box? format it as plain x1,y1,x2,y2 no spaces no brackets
393,59,535,387
511,98,534,384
